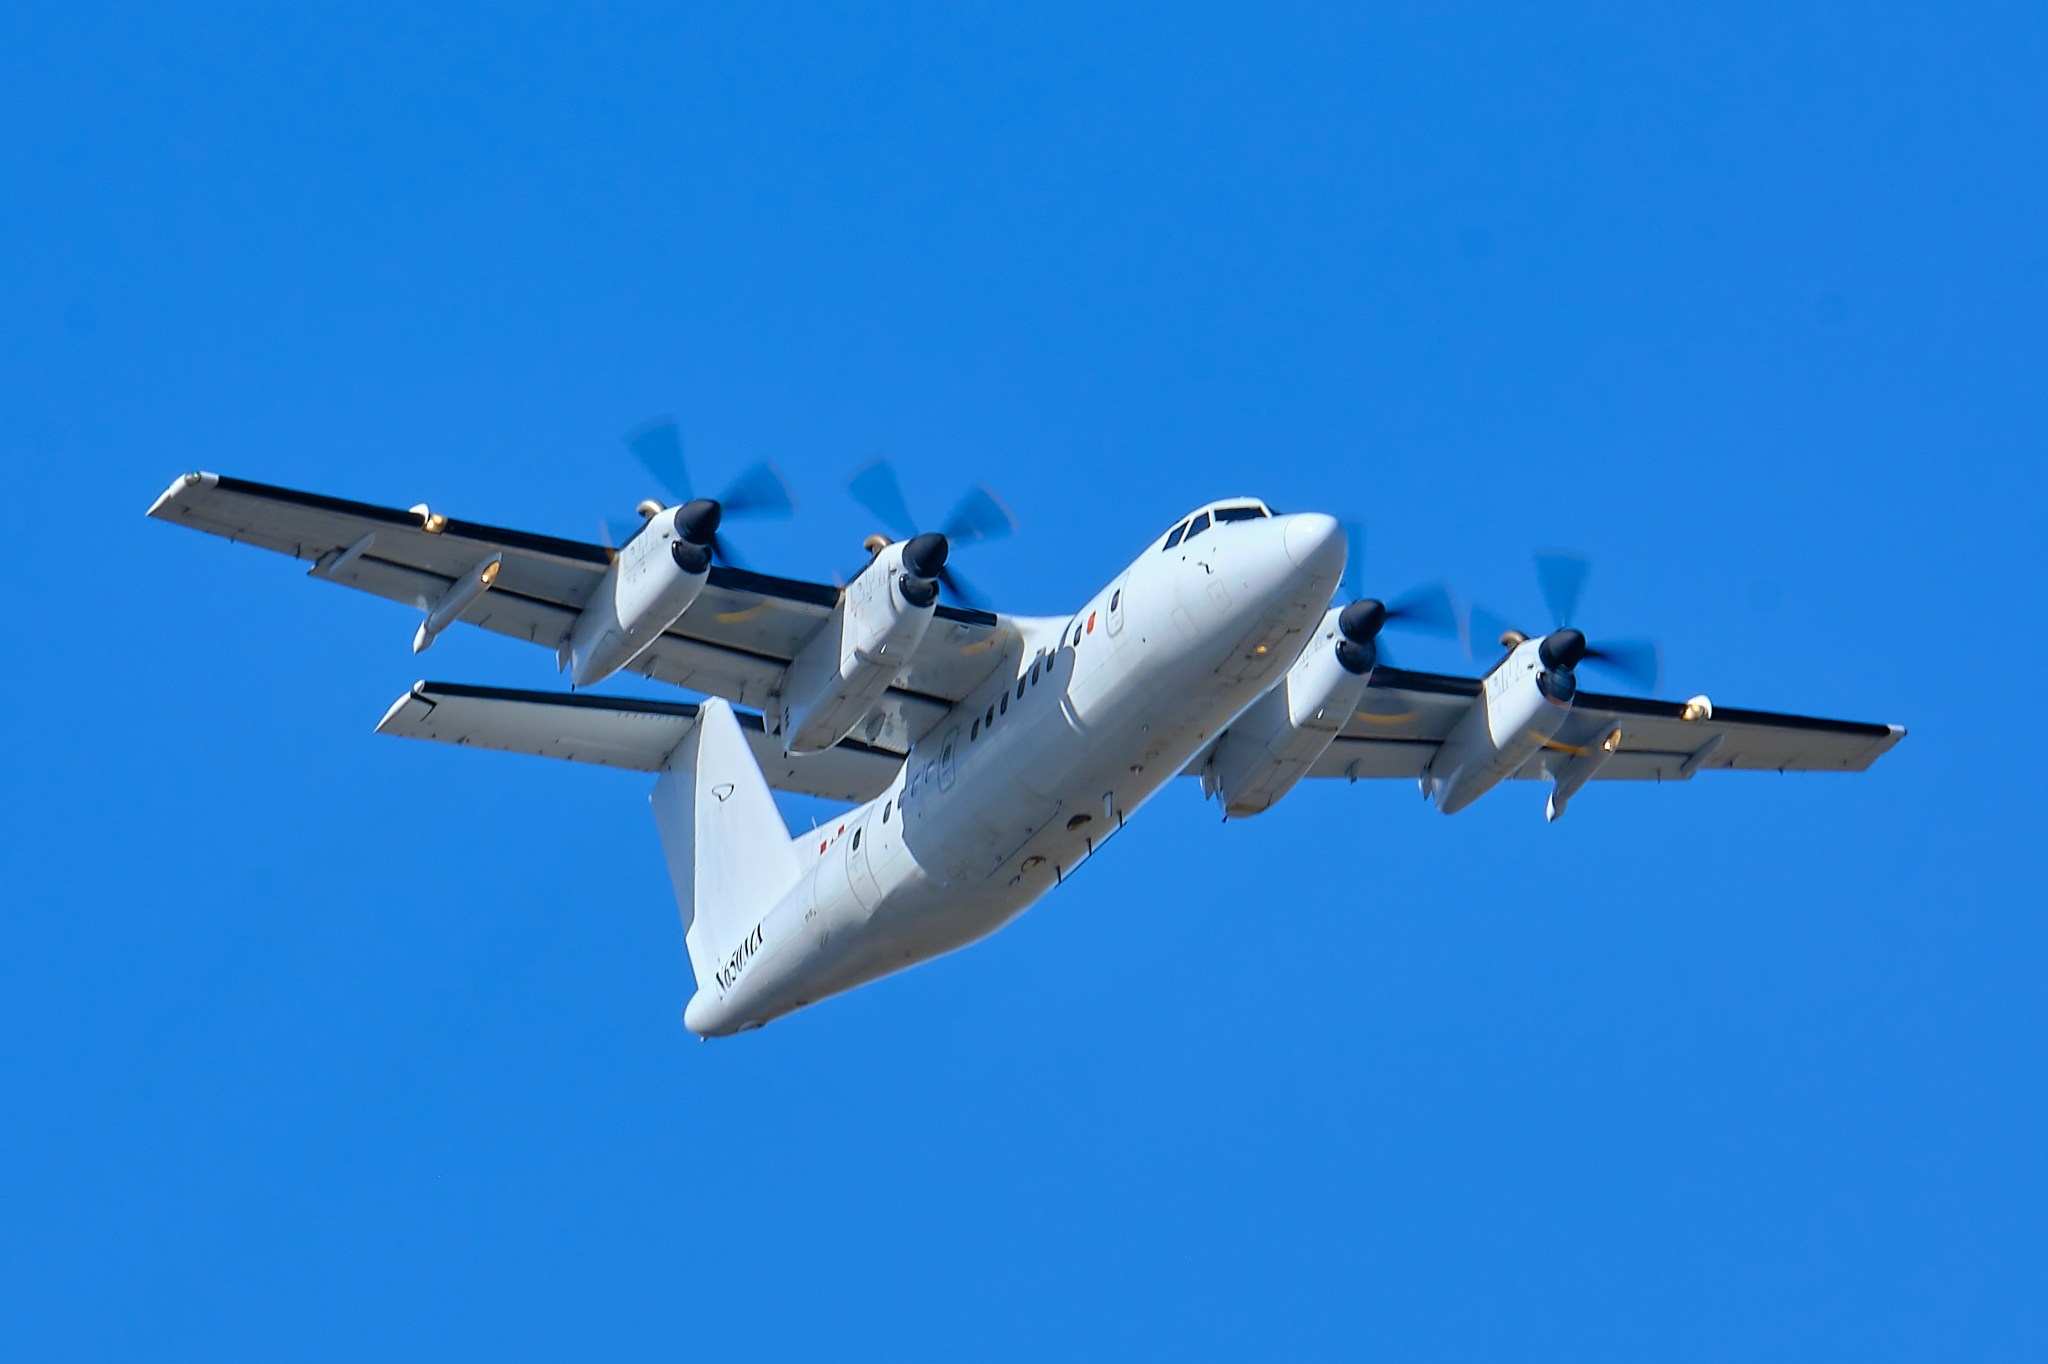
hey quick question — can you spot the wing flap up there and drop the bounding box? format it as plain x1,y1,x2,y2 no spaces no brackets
376,681,902,803
1307,736,1438,781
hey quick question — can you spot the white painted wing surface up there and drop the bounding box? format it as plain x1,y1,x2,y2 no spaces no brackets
148,472,1023,749
375,681,902,803
1308,666,1905,783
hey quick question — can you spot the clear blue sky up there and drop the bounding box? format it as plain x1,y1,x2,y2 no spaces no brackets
3,4,2042,1358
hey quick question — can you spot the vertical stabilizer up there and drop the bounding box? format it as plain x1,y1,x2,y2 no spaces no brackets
650,698,802,991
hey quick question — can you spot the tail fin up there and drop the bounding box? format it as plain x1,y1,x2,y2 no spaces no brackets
650,697,802,992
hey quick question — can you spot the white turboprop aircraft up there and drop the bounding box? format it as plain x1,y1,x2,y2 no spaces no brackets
149,470,1903,1036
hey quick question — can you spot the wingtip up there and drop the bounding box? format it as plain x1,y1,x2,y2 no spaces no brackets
374,681,436,735
146,470,219,519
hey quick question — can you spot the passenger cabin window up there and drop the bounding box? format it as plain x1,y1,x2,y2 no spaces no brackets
1163,521,1189,549
1184,511,1212,540
1016,677,1026,699
1000,693,1008,715
883,801,892,822
1214,505,1266,523
971,718,979,740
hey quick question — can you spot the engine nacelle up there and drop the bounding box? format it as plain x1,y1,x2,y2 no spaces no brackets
1206,609,1368,818
775,538,941,755
563,506,712,687
1422,636,1573,814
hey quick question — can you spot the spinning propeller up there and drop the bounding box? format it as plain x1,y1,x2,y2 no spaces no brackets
607,415,796,569
847,458,1016,609
1466,550,1662,691
1330,521,1458,673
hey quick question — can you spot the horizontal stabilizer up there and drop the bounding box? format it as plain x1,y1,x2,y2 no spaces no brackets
376,680,900,803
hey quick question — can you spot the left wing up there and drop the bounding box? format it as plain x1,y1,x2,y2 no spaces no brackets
1309,666,1904,782
148,472,1023,750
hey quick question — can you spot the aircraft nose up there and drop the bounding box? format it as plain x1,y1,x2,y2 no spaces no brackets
1282,512,1345,584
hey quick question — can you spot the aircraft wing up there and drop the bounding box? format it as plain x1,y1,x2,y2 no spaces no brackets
148,471,1023,751
1307,666,1905,782
376,681,900,803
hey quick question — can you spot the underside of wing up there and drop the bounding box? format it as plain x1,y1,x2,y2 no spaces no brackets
1299,666,1473,780
1306,666,1903,783
1526,690,1905,779
375,681,902,803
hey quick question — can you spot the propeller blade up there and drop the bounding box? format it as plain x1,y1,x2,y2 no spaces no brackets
1583,639,1663,692
710,531,746,571
1535,550,1589,626
623,416,692,503
1387,582,1457,635
719,461,796,519
940,484,1016,548
1338,519,1366,605
937,564,986,611
1465,603,1523,660
608,513,646,541
847,459,920,542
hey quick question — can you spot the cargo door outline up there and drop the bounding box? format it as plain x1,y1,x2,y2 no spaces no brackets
845,807,882,910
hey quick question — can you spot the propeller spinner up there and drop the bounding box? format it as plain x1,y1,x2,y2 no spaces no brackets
608,415,796,568
847,458,1015,609
1467,550,1662,691
1330,521,1458,673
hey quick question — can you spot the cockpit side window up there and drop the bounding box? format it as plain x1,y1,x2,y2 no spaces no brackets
1184,511,1212,540
1163,520,1190,550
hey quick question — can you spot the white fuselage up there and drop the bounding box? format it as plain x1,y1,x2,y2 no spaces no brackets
684,510,1346,1035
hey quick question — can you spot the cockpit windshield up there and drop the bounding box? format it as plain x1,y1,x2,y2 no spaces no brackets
1161,500,1272,550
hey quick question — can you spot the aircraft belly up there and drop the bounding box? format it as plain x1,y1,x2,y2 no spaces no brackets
715,546,1339,1032
723,867,1020,1029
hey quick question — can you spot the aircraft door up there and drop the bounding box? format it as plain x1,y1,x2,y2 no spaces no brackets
1106,575,1127,635
845,808,882,910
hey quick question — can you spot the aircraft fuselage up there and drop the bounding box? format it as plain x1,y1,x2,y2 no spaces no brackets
684,510,1346,1034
